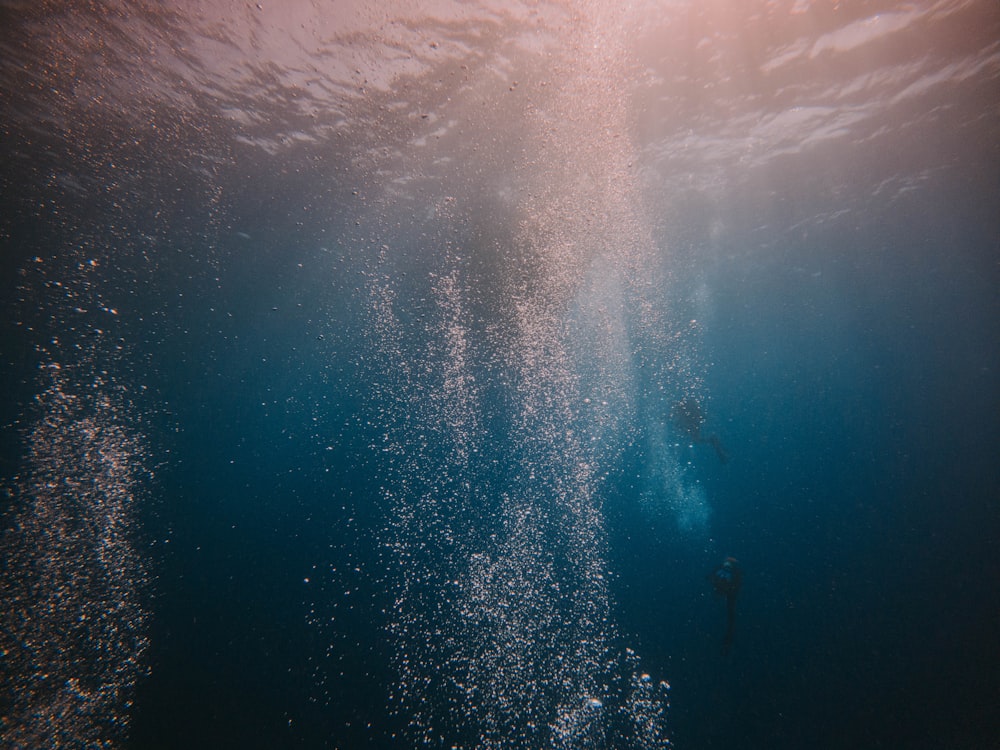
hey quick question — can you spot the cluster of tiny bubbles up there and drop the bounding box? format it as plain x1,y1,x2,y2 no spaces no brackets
354,232,489,745
674,481,710,534
343,213,625,747
639,416,711,535
567,253,638,468
492,0,680,744
621,650,672,747
497,280,619,750
1,232,154,748
303,1,697,744
0,362,151,748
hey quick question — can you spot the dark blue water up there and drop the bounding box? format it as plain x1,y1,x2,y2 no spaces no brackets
2,2,998,749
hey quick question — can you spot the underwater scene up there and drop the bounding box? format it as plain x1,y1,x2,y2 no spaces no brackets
1,1,998,748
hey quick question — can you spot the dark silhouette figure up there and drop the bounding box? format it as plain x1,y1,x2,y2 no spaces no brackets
708,557,743,654
671,396,730,464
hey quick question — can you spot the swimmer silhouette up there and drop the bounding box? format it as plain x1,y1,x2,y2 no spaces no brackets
708,557,742,655
671,396,730,464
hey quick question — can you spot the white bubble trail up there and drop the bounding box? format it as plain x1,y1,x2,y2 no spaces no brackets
641,418,711,535
332,2,702,746
1,364,150,748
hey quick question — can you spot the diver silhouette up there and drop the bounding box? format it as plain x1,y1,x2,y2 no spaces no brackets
708,556,742,655
671,396,730,464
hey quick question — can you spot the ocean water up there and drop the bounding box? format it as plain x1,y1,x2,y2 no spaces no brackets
1,2,998,749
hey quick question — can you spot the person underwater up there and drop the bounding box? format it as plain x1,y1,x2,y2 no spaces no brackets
708,556,743,654
671,396,730,464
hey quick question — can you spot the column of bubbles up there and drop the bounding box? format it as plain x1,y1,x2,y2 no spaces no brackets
362,239,490,746
1,349,150,748
319,0,696,744
488,0,686,745
640,415,711,534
